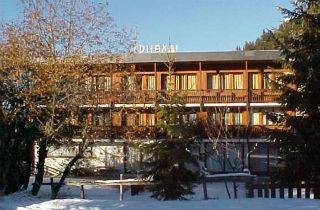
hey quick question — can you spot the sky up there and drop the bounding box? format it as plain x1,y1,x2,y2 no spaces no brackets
0,0,293,52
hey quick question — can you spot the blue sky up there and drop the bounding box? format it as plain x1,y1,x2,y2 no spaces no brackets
0,0,292,52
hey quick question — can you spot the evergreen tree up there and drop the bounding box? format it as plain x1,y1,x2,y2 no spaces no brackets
0,68,39,194
241,22,294,50
141,92,200,200
271,0,320,183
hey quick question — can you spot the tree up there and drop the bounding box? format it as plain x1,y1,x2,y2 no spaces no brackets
0,0,134,196
0,67,40,194
270,0,320,184
141,95,200,200
241,22,294,51
0,22,43,194
140,53,200,200
203,107,251,199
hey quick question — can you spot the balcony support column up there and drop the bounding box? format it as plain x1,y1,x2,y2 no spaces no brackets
244,60,251,172
199,61,204,111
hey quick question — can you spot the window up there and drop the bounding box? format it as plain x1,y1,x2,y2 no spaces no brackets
105,113,111,126
161,75,174,90
85,77,91,91
189,113,197,123
234,74,244,89
174,74,197,90
175,75,185,90
263,73,274,90
251,73,261,89
263,113,274,125
121,114,127,126
252,112,261,125
147,114,155,126
224,112,233,125
211,112,217,123
104,76,112,91
86,113,93,125
86,76,111,91
234,112,243,125
137,113,156,126
187,75,197,90
124,113,136,126
98,76,111,91
138,113,147,126
161,75,168,90
93,113,105,127
223,74,234,89
123,75,135,91
147,75,155,90
92,77,97,91
207,74,220,90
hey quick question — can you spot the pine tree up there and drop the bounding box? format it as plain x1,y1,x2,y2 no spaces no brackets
271,0,320,183
141,92,201,200
241,22,294,50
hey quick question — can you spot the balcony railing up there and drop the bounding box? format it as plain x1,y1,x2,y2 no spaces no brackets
76,125,286,140
250,89,281,103
83,89,281,105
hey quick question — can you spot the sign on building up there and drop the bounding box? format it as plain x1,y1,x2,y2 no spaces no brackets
132,44,178,54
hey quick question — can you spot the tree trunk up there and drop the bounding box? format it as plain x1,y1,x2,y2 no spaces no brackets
22,140,34,190
31,139,48,196
51,153,82,199
224,179,231,199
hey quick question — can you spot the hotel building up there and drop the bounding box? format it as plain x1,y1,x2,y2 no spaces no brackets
45,50,284,177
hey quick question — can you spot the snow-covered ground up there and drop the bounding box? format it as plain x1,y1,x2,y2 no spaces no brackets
0,179,319,210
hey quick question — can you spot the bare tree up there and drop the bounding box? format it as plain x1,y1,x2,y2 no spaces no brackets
203,106,249,199
0,0,134,196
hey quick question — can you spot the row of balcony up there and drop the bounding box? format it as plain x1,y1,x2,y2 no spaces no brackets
84,89,281,105
84,125,284,140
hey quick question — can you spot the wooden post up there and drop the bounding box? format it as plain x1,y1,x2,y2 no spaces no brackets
264,187,269,198
314,186,320,199
245,182,253,198
271,185,276,198
123,143,128,173
305,185,310,199
80,185,85,199
297,187,302,198
131,185,136,196
119,174,123,201
202,176,208,200
258,185,263,198
288,187,293,198
279,187,284,199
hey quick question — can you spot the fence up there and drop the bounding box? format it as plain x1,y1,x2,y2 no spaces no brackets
245,182,320,199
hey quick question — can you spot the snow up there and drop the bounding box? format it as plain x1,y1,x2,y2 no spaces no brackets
206,172,254,178
0,178,319,210
65,178,149,186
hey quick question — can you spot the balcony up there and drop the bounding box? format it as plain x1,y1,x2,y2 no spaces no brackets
76,125,286,140
250,90,281,103
84,89,281,105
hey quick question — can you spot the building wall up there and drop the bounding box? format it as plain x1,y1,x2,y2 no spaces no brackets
40,56,285,177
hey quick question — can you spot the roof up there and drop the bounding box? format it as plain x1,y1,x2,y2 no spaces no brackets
122,50,282,63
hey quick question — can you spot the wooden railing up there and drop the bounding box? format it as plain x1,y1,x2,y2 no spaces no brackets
84,89,281,105
250,89,281,103
83,125,285,140
87,126,157,139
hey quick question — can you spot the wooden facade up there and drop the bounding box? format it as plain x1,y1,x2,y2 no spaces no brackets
44,51,286,176
82,51,285,135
